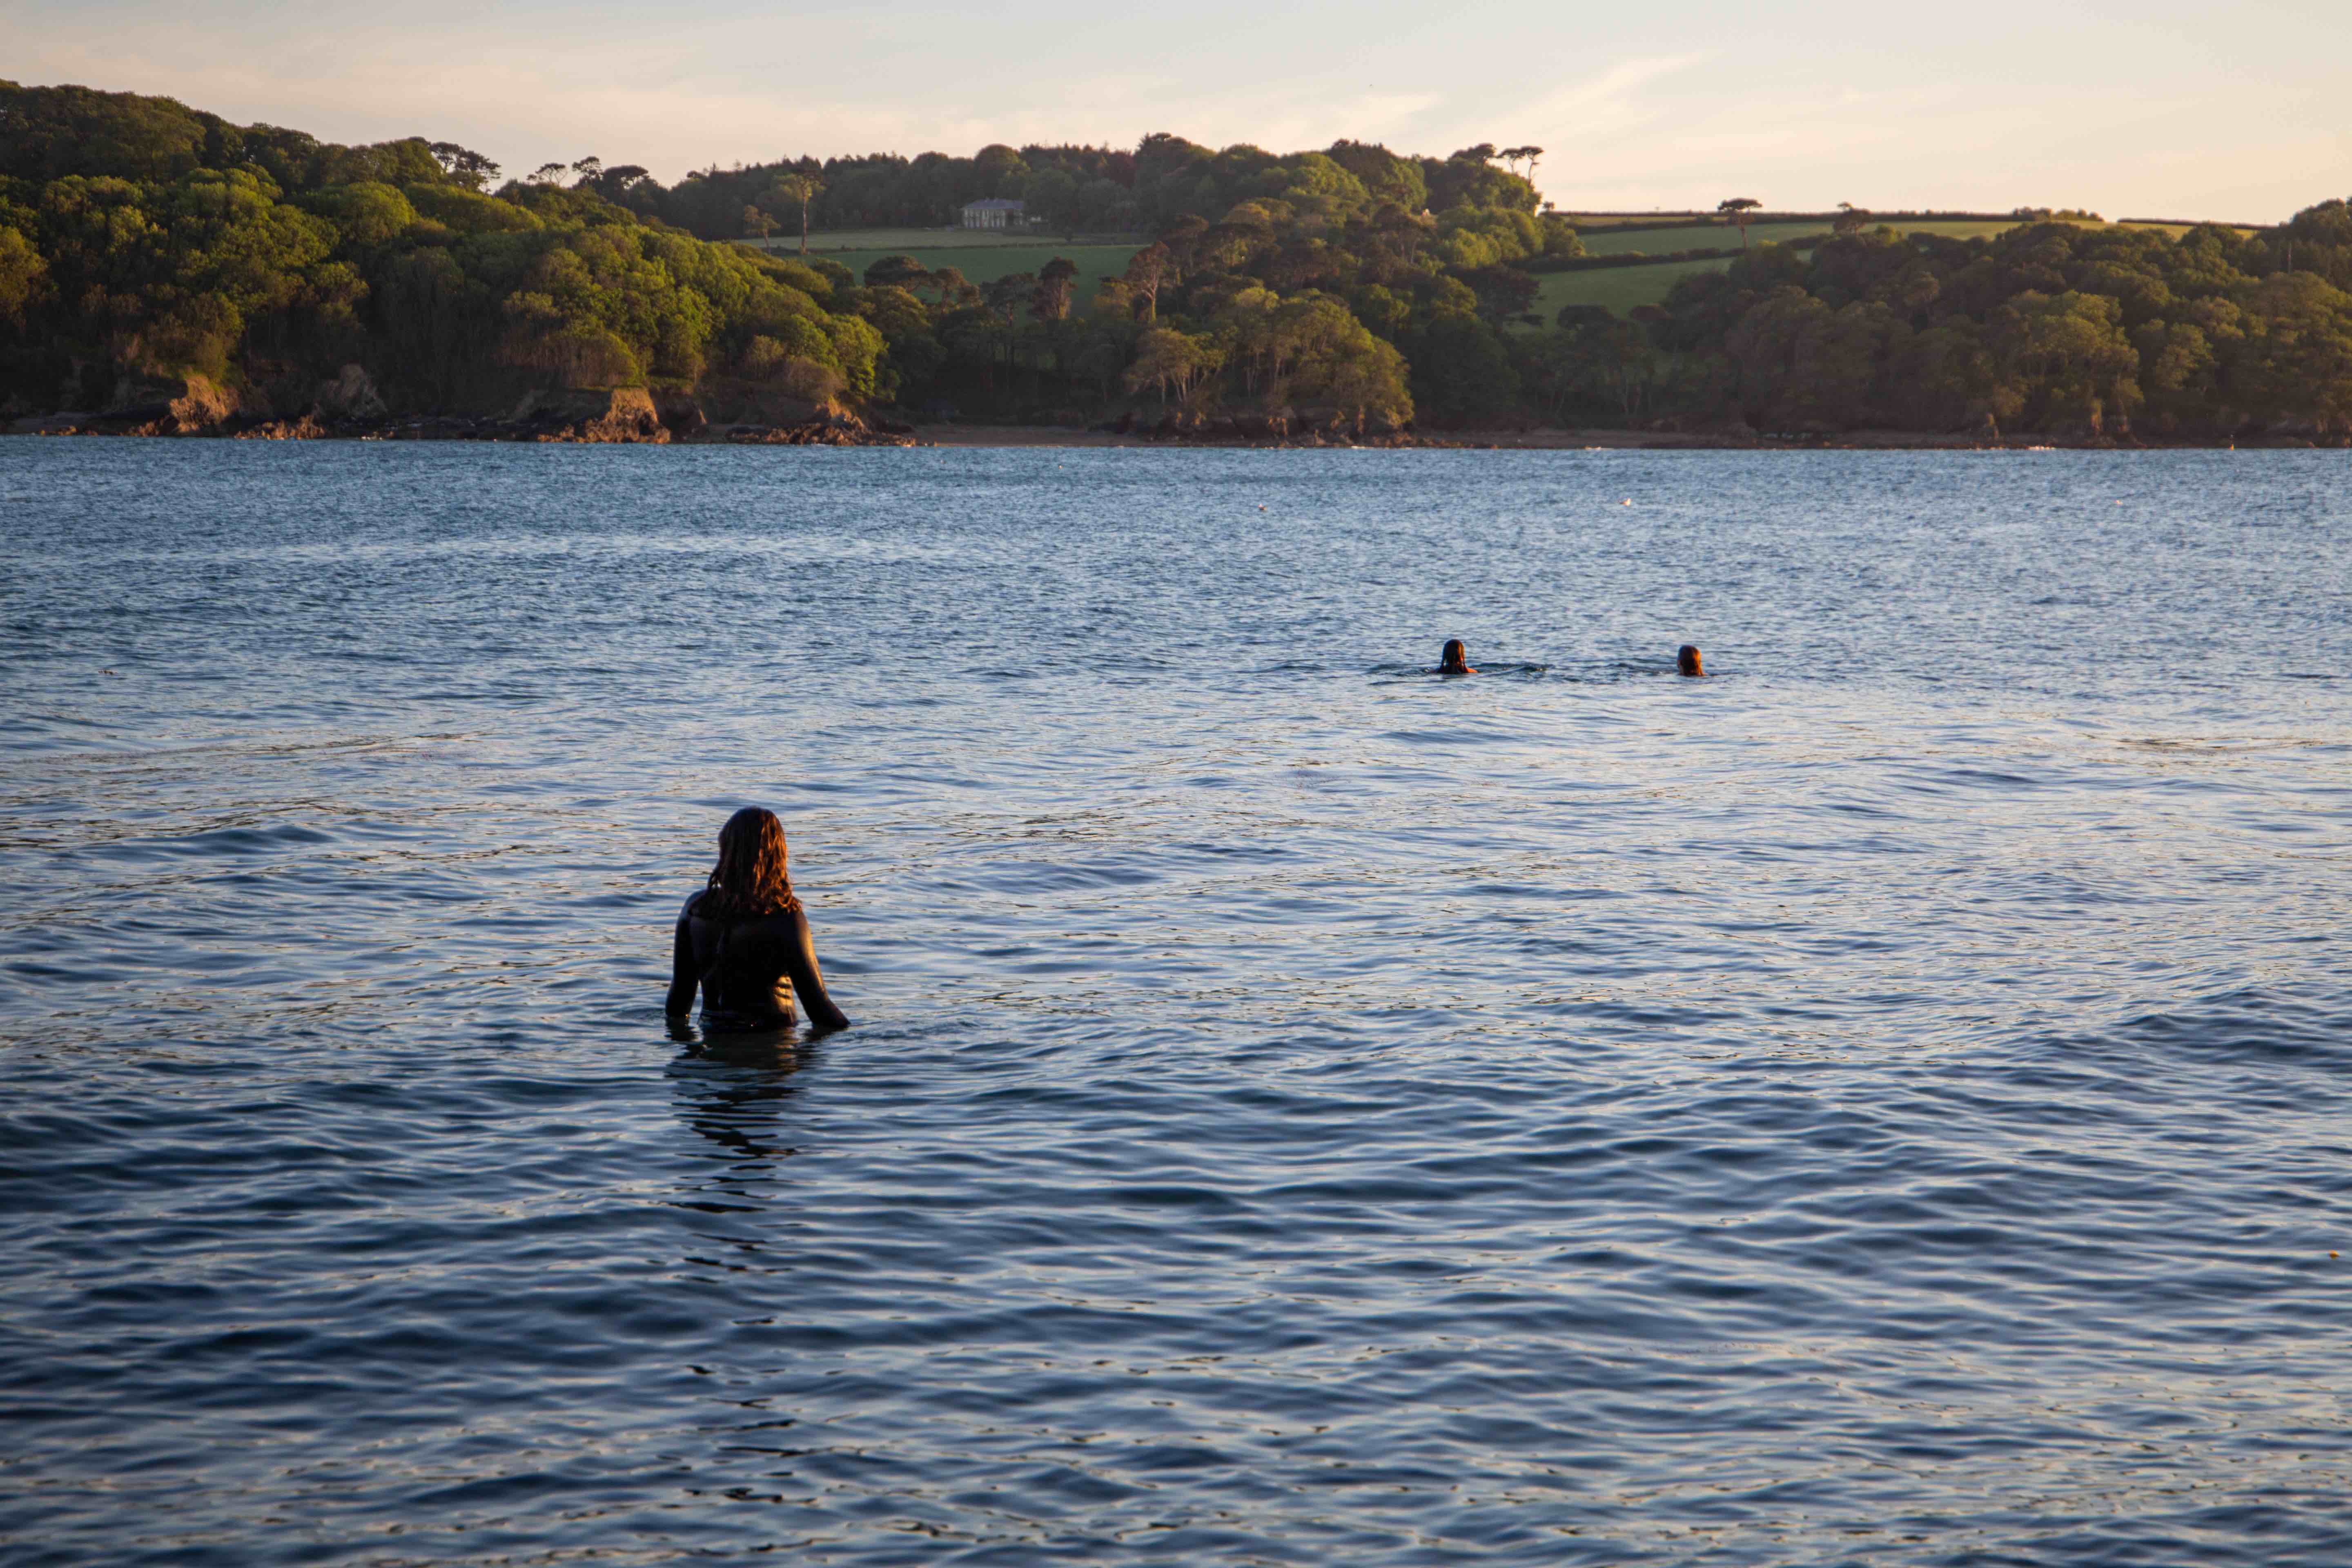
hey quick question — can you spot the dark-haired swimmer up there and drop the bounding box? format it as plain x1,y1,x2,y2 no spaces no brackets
1439,638,1477,675
1677,644,1705,677
666,806,850,1033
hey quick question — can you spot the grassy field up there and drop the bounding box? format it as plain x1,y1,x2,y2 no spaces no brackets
1572,220,1798,255
1571,217,2041,256
1530,258,1744,321
1521,217,2232,326
743,232,1147,287
745,227,1151,253
744,217,2234,319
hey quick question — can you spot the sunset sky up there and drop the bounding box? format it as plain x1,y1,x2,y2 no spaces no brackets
8,0,2346,219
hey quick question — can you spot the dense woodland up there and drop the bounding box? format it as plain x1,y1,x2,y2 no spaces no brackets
3,80,2350,438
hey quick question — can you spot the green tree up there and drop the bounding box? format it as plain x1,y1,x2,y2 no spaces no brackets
0,226,50,329
862,255,929,289
1992,290,2141,433
1403,310,1519,421
1122,242,1174,323
765,174,824,254
1123,325,1221,408
427,142,501,189
1026,167,1082,234
1033,256,1079,321
1717,197,1762,249
1324,141,1428,210
2235,272,2352,433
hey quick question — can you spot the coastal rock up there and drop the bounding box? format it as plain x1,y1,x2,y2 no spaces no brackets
12,412,92,435
234,414,327,440
511,386,670,443
716,419,915,448
653,388,708,440
169,378,236,433
316,364,388,420
96,373,237,434
569,387,668,443
697,385,835,428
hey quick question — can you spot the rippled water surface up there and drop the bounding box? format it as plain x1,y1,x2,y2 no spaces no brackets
3,442,2350,1565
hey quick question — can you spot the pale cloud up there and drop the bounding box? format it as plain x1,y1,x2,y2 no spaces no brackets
4,0,2346,219
1510,54,1706,144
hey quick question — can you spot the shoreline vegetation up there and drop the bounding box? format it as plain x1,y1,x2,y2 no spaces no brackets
15,407,2324,450
3,81,2350,448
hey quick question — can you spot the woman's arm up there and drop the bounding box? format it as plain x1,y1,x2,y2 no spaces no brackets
665,909,698,1018
782,906,851,1031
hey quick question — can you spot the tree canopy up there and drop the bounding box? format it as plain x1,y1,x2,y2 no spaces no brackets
2,78,2347,440
1585,216,2352,437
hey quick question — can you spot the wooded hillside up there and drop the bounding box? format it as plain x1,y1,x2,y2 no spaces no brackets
2,81,2347,439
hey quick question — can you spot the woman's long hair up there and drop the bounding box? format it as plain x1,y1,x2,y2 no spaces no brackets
702,807,800,919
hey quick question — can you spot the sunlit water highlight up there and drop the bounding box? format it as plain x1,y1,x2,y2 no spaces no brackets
2,442,2349,1565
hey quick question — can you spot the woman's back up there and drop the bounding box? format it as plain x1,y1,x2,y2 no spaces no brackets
666,808,850,1033
670,893,845,1029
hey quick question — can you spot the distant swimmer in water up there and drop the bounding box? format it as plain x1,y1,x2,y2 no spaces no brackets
1439,638,1477,675
667,806,850,1033
1678,644,1705,677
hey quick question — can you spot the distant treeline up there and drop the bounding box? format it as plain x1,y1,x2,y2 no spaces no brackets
1,79,2348,438
1608,216,2352,437
561,136,1546,242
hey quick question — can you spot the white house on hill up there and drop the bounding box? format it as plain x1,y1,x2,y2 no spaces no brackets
960,198,1027,230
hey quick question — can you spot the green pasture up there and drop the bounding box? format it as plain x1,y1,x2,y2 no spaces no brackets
1526,258,1742,323
746,216,2243,323
906,244,1146,287
1555,213,1701,229
1570,220,1811,255
744,232,1146,287
745,227,1152,253
1570,217,2029,257
1521,217,2233,328
1566,215,2225,256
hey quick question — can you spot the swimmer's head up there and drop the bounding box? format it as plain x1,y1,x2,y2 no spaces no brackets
706,806,800,918
1440,638,1470,674
1677,644,1704,677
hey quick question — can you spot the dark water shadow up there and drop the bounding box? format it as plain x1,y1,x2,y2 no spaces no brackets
665,1022,817,1192
1368,660,1554,684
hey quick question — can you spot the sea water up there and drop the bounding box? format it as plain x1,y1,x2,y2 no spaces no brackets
1,441,2348,1565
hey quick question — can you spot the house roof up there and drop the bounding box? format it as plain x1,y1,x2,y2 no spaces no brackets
962,198,1025,211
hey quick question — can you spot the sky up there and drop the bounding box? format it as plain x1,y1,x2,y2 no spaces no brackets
6,0,2347,221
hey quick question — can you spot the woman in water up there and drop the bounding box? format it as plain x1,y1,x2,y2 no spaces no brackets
666,807,850,1033
1438,639,1477,675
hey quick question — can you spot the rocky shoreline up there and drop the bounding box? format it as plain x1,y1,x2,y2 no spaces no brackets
920,424,2350,451
6,370,2340,452
15,412,2336,452
5,379,919,448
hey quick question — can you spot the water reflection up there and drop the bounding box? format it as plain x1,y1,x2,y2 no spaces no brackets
666,1026,812,1205
10,446,2352,1566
